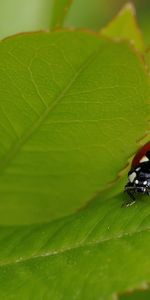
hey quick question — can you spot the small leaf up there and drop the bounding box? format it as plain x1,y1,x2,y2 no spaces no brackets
101,3,144,52
0,31,149,225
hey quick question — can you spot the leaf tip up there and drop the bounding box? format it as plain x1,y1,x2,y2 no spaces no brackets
118,2,136,17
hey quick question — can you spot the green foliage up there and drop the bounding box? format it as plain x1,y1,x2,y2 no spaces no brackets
0,1,150,299
0,31,149,225
101,3,144,51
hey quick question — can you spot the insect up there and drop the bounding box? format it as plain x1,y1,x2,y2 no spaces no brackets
124,142,150,206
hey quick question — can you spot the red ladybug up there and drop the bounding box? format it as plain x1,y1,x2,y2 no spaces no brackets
124,142,150,205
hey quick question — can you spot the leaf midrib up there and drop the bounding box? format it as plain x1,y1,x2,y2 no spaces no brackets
0,43,101,174
0,226,150,268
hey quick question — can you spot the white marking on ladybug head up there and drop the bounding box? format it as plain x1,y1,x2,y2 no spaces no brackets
135,179,139,185
135,167,141,172
140,155,149,163
129,172,136,183
143,180,147,185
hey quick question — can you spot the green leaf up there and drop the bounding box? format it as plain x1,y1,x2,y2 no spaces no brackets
0,0,52,40
1,191,150,299
0,31,149,225
50,0,73,29
101,3,144,52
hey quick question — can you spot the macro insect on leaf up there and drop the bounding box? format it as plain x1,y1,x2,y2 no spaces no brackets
124,142,150,205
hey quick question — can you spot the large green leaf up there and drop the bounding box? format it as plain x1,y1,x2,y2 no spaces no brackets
0,0,52,40
101,3,144,52
1,191,150,299
0,31,149,225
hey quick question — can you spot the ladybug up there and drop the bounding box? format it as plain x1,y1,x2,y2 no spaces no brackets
124,142,150,205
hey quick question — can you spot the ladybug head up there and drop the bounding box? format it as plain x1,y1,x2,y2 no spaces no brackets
125,161,150,197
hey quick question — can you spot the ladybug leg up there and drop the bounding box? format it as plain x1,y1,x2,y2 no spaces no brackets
127,189,135,200
146,190,150,196
125,199,136,207
122,190,136,207
126,190,136,207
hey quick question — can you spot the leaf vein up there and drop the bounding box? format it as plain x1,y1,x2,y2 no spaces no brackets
0,45,103,174
0,227,150,268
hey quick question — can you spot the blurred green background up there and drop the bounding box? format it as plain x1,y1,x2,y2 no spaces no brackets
64,0,150,44
0,0,150,46
63,0,150,43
